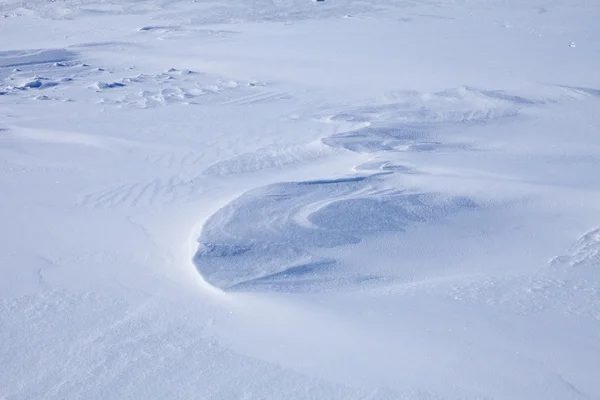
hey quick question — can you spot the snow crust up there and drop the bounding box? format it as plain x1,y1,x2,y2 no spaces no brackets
2,0,600,398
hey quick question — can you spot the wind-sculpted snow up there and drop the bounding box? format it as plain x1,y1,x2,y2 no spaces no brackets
193,86,537,292
4,1,600,397
323,87,527,128
0,46,291,108
445,228,600,320
0,49,76,67
202,142,333,176
0,0,402,22
323,125,471,154
551,228,600,270
194,172,477,292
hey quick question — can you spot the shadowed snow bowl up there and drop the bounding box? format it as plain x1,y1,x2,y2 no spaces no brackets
194,174,478,292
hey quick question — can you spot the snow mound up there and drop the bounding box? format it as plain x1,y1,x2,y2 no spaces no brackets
551,228,600,269
93,81,126,90
194,173,477,292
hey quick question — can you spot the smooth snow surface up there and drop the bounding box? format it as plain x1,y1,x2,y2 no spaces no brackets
2,0,600,399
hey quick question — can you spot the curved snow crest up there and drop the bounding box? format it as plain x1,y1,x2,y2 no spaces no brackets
193,86,550,292
323,86,526,125
192,87,527,292
318,86,535,155
202,141,334,177
193,171,478,292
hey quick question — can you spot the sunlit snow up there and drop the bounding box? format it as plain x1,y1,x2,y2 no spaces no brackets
1,0,600,399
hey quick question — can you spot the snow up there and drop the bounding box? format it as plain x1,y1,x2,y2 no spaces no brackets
1,0,600,399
